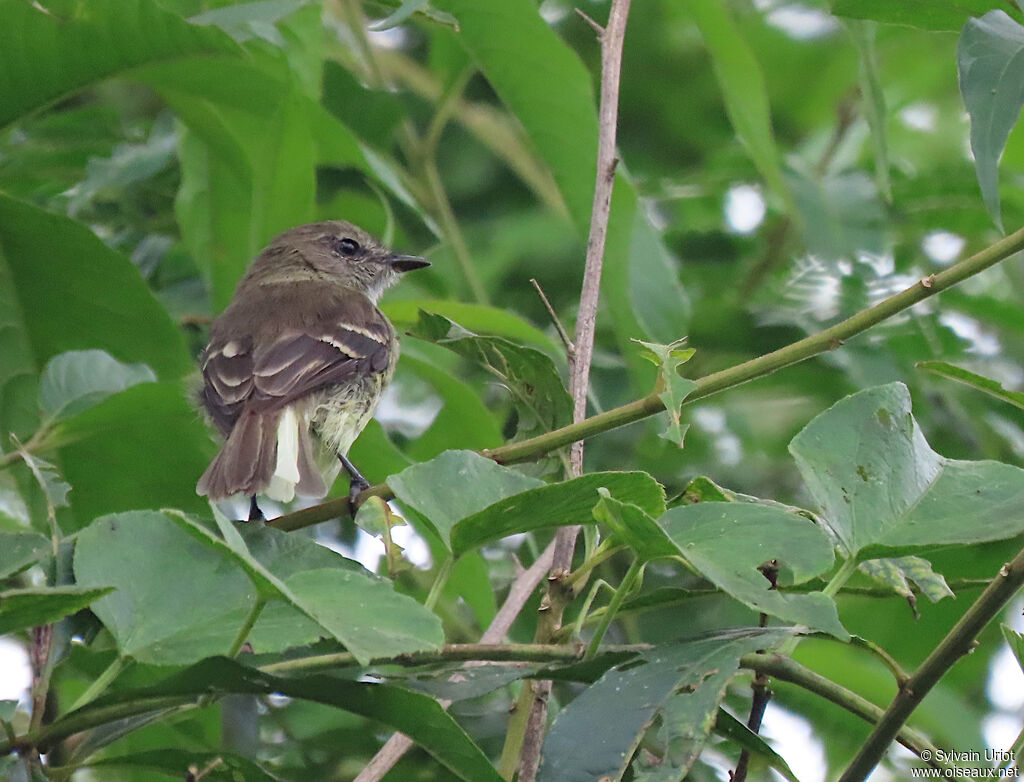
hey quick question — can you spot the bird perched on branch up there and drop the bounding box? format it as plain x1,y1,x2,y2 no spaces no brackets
195,221,429,520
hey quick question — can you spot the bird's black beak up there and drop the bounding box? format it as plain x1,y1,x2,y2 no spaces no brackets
388,254,430,272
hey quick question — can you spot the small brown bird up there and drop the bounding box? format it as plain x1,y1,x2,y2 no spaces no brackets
195,221,429,519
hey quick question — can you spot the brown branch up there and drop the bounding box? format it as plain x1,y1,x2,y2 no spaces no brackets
517,3,633,781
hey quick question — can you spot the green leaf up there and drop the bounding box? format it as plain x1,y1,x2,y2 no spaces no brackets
1001,624,1024,672
18,452,71,511
0,585,113,636
711,708,800,782
689,0,790,209
0,531,50,579
958,10,1024,230
831,0,1003,31
592,490,678,561
538,629,793,782
411,312,572,454
389,450,543,548
917,360,1024,410
55,382,213,523
74,511,256,663
0,194,192,379
39,350,156,420
75,511,443,665
163,69,317,310
284,568,443,663
789,383,1024,560
0,0,239,129
73,657,505,782
859,556,954,606
850,20,891,202
384,299,562,357
634,338,697,446
369,0,431,30
451,472,666,556
660,503,847,638
197,510,445,664
0,700,16,723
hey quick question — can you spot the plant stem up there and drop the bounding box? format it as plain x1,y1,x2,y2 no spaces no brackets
823,557,859,598
3,643,951,770
847,635,910,685
68,656,128,713
424,557,454,611
270,221,1024,535
227,599,266,658
839,542,1024,781
585,559,642,659
743,654,948,770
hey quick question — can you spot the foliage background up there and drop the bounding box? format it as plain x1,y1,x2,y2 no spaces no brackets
2,0,1024,780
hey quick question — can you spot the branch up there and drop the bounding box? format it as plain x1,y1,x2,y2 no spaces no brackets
838,543,1024,781
743,654,948,770
270,220,1024,534
516,2,633,780
3,643,952,772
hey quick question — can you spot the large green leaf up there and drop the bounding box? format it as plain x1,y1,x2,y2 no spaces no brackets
451,471,666,556
64,657,505,782
0,194,192,379
958,10,1024,230
156,62,319,310
0,0,238,128
790,383,1024,560
55,382,213,523
389,450,543,548
74,511,443,664
660,503,847,638
538,629,793,782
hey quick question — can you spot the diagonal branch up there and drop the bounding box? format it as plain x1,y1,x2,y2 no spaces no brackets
271,220,1024,534
838,542,1024,781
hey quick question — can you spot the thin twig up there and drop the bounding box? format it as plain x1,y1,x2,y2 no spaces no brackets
839,544,1024,781
516,2,633,780
530,278,575,357
575,7,605,37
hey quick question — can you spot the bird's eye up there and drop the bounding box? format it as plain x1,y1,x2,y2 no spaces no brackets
333,237,361,256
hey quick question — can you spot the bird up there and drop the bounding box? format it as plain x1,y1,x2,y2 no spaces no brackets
195,220,429,520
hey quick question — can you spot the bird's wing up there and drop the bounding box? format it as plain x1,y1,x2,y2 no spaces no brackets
200,298,392,433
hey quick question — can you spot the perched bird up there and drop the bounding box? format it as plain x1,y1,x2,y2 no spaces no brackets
195,221,429,519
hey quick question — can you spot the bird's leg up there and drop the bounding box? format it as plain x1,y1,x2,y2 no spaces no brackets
338,453,371,508
248,496,264,522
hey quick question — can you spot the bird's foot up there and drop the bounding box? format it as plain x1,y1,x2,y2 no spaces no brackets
248,496,264,522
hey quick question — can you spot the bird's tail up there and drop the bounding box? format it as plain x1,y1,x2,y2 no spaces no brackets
196,407,326,502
